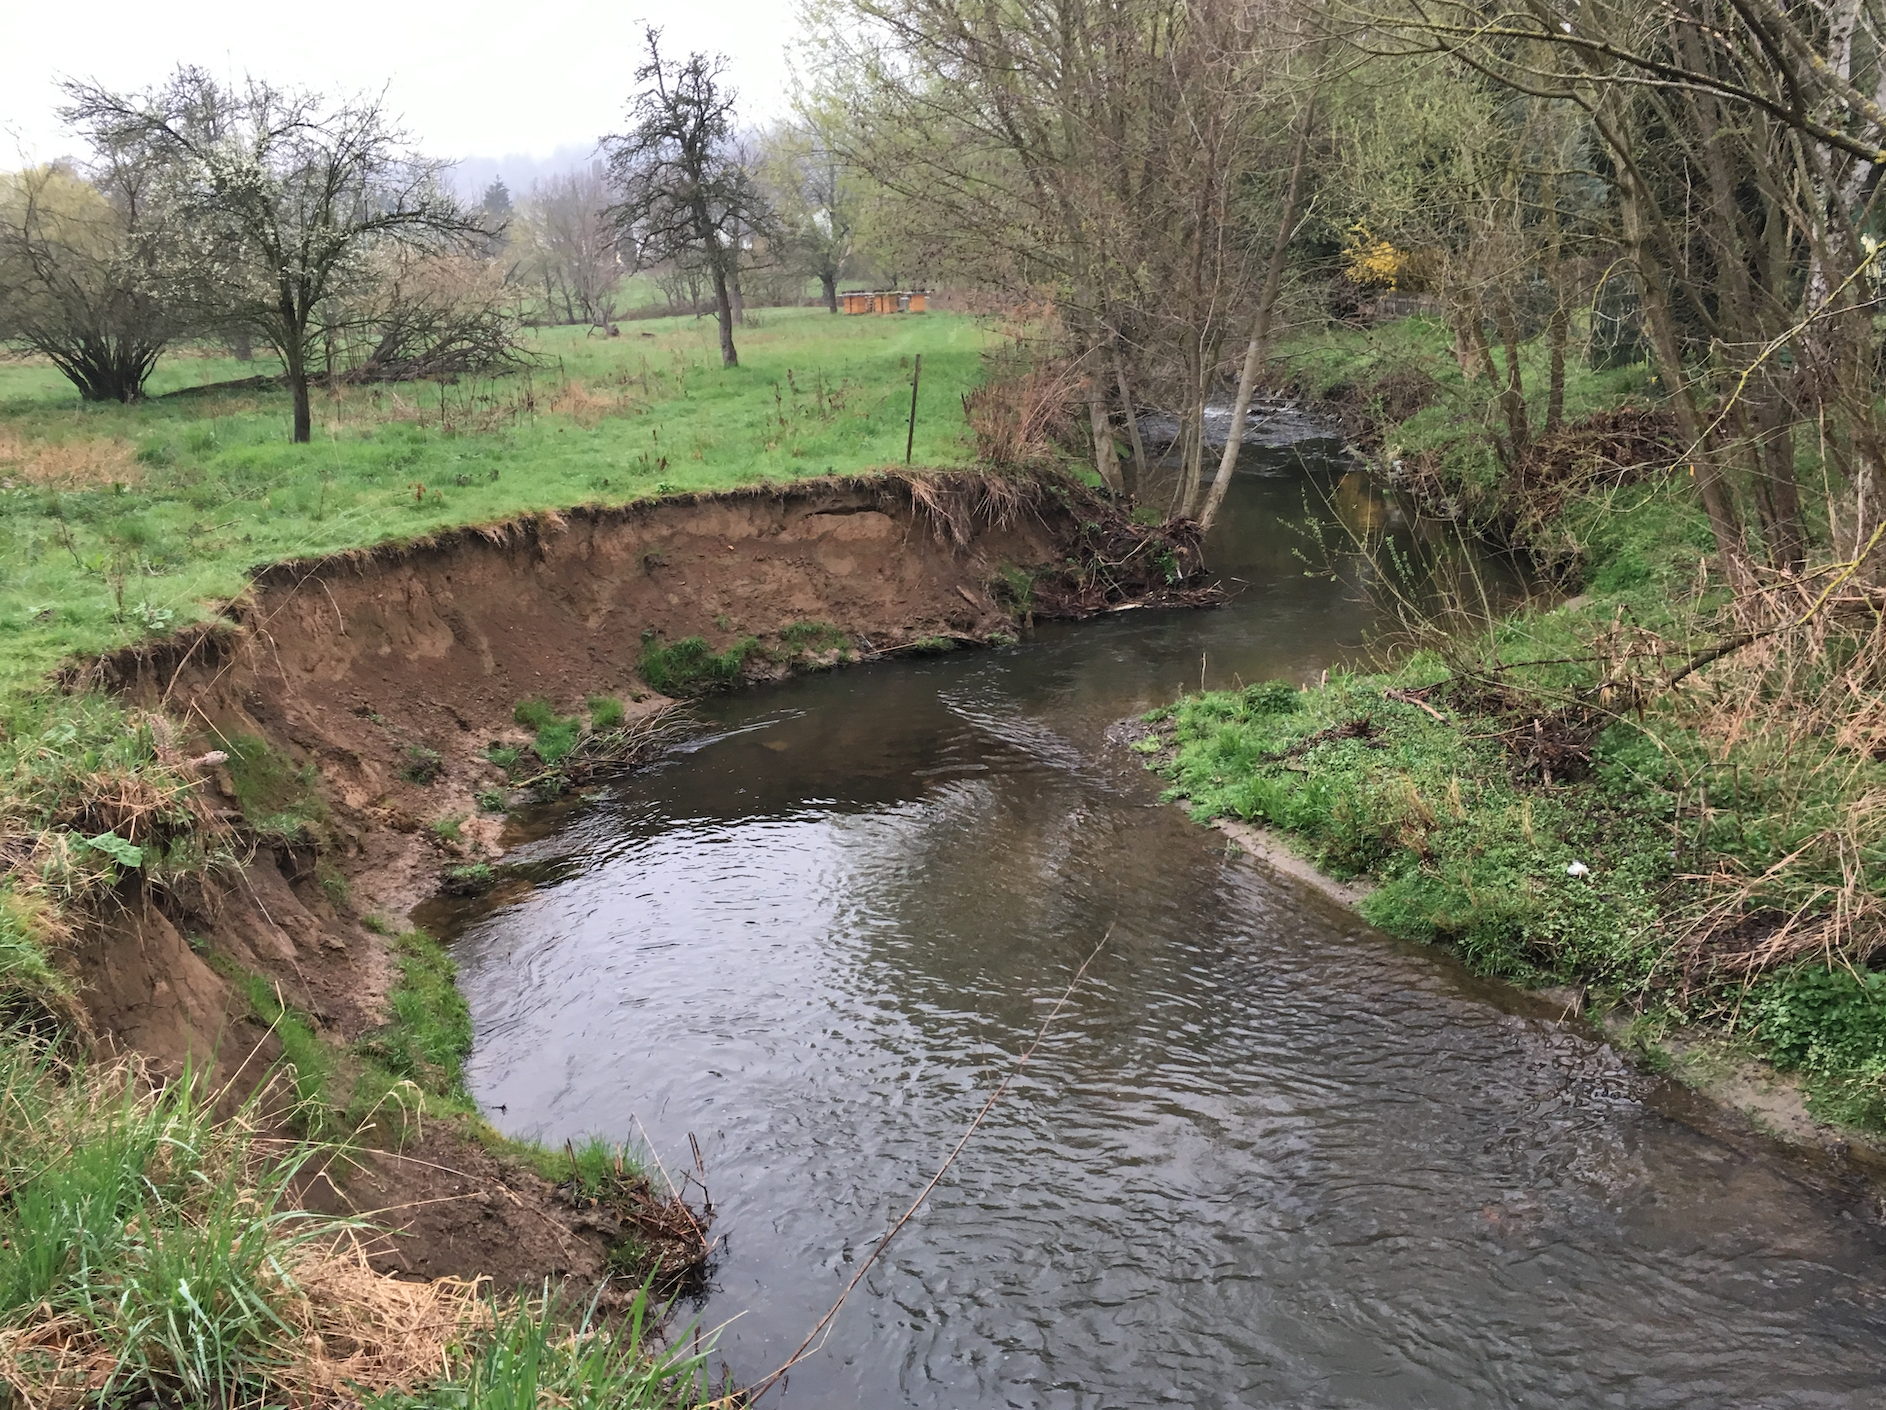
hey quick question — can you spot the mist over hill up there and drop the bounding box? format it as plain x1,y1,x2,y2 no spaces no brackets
450,143,599,202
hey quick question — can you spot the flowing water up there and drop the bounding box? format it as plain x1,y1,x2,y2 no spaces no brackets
434,439,1886,1407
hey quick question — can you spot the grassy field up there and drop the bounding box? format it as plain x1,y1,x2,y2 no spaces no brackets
0,306,987,698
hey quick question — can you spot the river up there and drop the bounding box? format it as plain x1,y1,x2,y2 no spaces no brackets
430,436,1886,1407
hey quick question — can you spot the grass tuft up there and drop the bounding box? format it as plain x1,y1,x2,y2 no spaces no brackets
639,633,758,694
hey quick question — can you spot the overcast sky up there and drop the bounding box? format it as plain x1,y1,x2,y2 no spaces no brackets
3,0,802,177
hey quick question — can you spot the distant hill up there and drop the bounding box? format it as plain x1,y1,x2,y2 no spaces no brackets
450,144,600,203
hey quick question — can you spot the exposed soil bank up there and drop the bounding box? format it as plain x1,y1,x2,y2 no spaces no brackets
69,471,1167,1289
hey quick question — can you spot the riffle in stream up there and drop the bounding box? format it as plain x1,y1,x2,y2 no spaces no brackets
426,437,1886,1408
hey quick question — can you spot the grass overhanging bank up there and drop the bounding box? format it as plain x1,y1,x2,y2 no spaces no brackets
1134,315,1886,1147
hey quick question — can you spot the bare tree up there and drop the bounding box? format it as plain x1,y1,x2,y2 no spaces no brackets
338,249,528,381
1358,0,1886,582
515,165,627,326
604,28,774,367
62,67,482,442
0,157,177,402
810,0,1310,507
759,102,859,312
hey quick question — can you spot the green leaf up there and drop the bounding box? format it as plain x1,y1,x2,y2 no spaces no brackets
85,832,144,869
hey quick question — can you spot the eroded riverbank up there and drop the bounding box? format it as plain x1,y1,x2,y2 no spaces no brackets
61,470,1159,1289
436,439,1886,1407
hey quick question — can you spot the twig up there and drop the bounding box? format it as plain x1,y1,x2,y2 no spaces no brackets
743,927,1114,1403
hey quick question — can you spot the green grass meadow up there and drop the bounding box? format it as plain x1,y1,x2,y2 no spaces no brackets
0,307,987,697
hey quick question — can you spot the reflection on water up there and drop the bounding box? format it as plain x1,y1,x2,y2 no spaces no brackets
437,440,1886,1408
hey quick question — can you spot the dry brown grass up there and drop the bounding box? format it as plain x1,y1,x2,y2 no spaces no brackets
0,1242,491,1410
962,364,1081,473
1670,569,1886,974
549,380,633,428
282,1236,492,1401
0,426,139,489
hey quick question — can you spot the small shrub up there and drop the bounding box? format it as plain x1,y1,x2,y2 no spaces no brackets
912,635,958,654
485,743,522,771
399,746,444,785
587,695,625,730
429,813,466,843
995,564,1037,610
317,866,351,909
1242,680,1302,714
475,789,507,812
1756,967,1886,1074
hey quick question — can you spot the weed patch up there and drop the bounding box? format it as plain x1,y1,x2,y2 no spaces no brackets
639,633,758,694
349,928,475,1139
586,694,625,730
223,732,328,844
513,698,580,764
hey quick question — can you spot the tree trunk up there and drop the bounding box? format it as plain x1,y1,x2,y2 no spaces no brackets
288,351,312,442
1112,348,1145,499
1178,391,1207,519
730,264,746,326
1624,201,1750,584
1086,378,1125,495
822,271,838,312
711,263,739,367
1493,293,1530,471
1756,392,1807,572
1198,98,1315,533
1545,302,1568,434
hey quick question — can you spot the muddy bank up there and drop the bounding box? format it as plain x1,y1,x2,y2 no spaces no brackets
70,470,1171,1290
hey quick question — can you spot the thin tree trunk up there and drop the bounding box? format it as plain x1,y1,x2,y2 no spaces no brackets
730,264,746,325
1494,293,1530,471
1620,174,1750,584
1545,303,1568,434
1179,390,1207,518
1087,377,1125,496
712,263,738,367
1113,347,1145,499
822,271,838,312
1198,98,1315,532
1756,388,1806,572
